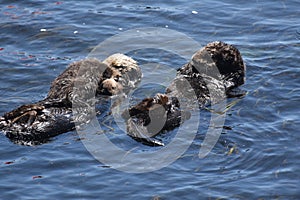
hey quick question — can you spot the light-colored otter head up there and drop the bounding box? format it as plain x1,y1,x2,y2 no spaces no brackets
103,53,142,92
101,78,122,95
103,53,138,70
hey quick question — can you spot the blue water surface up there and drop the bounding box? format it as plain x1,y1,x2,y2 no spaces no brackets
0,0,299,199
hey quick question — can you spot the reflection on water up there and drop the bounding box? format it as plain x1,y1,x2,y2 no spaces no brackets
0,0,299,199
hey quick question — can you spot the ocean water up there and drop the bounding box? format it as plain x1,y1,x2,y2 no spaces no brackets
0,0,299,199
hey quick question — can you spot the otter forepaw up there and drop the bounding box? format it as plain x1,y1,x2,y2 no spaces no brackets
10,110,38,126
4,104,44,120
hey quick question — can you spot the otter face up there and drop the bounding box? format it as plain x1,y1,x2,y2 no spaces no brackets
101,78,122,95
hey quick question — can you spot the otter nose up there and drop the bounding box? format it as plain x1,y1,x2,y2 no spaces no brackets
102,87,112,95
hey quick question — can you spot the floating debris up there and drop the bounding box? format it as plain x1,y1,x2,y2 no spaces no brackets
40,28,47,32
145,6,160,10
227,145,238,155
223,125,232,130
32,11,48,15
32,175,43,180
4,161,14,165
99,165,111,168
192,10,198,14
7,5,16,9
73,30,78,34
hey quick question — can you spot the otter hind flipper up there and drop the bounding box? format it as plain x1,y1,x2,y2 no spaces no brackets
126,118,165,147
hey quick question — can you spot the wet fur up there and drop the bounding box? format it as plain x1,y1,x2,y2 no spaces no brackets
125,41,246,146
0,54,141,144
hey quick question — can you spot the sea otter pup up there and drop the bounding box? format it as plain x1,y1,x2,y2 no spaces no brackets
0,54,141,144
103,53,142,93
124,41,246,146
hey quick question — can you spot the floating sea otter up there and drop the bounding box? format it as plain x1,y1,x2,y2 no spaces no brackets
124,41,246,146
0,54,142,144
0,41,245,146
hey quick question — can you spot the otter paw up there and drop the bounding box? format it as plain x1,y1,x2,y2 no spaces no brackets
99,78,123,95
10,110,38,126
154,93,169,106
4,104,44,120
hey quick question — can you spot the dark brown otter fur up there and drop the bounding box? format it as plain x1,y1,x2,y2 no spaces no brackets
124,41,246,146
0,42,245,146
0,54,141,144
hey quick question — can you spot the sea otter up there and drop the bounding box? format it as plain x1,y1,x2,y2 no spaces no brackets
124,41,246,146
0,54,141,144
0,42,245,146
45,53,141,103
